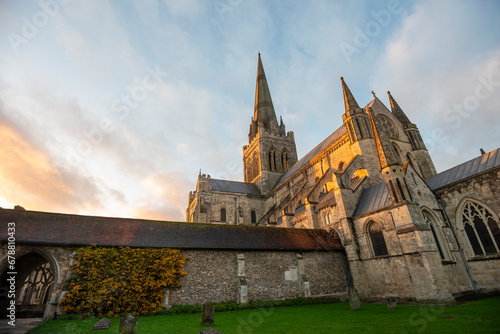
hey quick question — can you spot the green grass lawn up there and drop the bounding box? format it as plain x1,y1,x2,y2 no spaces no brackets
28,297,500,334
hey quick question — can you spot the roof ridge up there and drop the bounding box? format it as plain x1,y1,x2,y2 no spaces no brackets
276,125,347,185
210,178,255,184
430,148,499,177
426,147,500,190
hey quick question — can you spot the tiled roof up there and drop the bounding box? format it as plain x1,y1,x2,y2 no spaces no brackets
350,176,367,192
317,191,336,210
352,182,391,217
319,191,335,204
210,179,261,195
277,125,347,185
0,209,343,251
425,148,500,190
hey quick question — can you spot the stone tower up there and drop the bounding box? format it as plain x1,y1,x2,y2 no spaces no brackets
243,54,297,194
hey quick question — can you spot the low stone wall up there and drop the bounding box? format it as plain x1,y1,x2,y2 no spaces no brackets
0,244,349,319
168,249,349,305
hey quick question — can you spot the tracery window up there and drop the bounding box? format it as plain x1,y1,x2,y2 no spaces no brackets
461,200,500,255
368,222,389,257
18,263,53,306
377,115,398,139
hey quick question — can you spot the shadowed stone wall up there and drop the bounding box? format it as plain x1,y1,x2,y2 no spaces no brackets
1,244,349,318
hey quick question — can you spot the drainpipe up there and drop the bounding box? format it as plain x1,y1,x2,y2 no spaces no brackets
437,200,478,294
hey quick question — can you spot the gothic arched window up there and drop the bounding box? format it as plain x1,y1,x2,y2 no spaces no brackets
391,142,403,164
461,200,500,256
330,229,341,244
323,212,331,227
18,263,53,306
247,157,253,181
268,148,277,171
423,210,449,260
368,222,389,257
252,153,259,179
251,210,256,223
281,150,289,172
220,208,226,222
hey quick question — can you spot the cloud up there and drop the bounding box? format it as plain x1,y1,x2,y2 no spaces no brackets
0,124,102,213
370,0,500,171
0,0,498,222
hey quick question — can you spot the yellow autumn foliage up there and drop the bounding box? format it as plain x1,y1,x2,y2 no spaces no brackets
60,246,186,317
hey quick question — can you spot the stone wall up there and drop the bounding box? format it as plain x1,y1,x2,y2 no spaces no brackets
435,167,500,294
1,244,348,319
168,249,349,305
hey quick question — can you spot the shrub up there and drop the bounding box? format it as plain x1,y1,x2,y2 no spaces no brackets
60,246,186,317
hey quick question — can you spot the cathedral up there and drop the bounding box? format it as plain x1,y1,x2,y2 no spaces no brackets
1,55,499,320
186,54,500,301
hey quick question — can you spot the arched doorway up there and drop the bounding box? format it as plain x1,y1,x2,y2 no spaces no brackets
0,250,57,318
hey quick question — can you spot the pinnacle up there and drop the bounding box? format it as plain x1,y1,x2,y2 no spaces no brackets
341,77,360,112
387,91,411,125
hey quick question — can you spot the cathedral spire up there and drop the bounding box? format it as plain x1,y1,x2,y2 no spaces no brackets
387,91,411,125
254,53,278,131
341,77,360,112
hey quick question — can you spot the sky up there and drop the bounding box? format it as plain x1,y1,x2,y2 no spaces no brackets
0,0,499,222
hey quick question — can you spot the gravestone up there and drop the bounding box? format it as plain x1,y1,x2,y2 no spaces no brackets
199,328,223,334
119,314,137,334
348,287,361,310
201,301,215,326
387,297,397,309
91,318,112,330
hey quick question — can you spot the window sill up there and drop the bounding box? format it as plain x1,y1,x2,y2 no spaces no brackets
441,260,456,265
467,253,500,262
